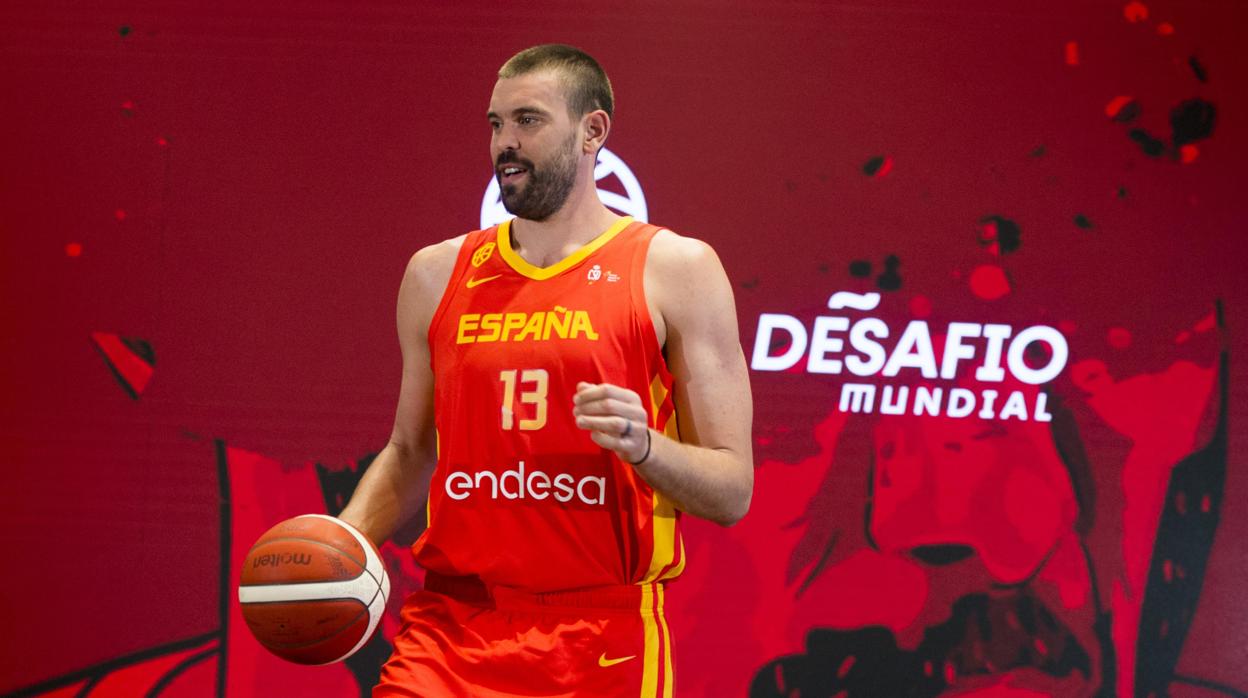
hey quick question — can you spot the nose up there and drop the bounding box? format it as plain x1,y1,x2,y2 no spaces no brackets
494,123,520,153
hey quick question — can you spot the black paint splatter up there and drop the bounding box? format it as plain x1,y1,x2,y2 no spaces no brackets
1111,101,1141,124
979,215,1022,254
121,337,155,366
1188,56,1208,84
1128,129,1166,157
1170,99,1216,146
876,255,902,291
862,156,886,177
848,260,872,278
1116,187,1128,199
741,278,759,289
119,25,132,37
1029,145,1047,158
1074,214,1094,230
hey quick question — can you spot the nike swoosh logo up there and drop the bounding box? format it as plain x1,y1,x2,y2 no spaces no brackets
598,653,637,668
466,274,501,288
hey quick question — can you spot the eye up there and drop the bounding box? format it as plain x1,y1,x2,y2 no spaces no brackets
519,115,538,126
489,121,501,131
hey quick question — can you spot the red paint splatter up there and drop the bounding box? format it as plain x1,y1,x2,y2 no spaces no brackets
1124,1,1149,22
1201,494,1211,513
1065,41,1079,66
923,661,933,677
1105,95,1134,119
1157,21,1174,35
757,435,772,447
1058,320,1078,335
969,265,1010,300
156,135,169,147
1175,330,1192,344
1194,312,1215,332
65,242,82,257
944,662,956,684
1163,559,1173,582
837,655,856,679
1175,492,1187,514
875,156,893,178
114,208,127,221
1108,327,1132,349
909,294,932,318
1034,637,1049,656
1180,144,1199,163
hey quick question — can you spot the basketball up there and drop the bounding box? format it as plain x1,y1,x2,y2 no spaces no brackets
238,514,391,665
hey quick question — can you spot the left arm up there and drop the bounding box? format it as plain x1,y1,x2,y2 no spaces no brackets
572,233,754,526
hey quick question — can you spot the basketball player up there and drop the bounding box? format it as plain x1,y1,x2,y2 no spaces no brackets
338,44,754,697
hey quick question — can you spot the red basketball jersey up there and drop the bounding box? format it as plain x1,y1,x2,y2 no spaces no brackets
413,216,686,593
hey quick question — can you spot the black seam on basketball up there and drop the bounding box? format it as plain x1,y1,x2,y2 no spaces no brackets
363,566,386,600
253,601,374,651
244,536,368,572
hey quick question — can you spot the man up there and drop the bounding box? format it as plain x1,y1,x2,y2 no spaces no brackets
338,44,754,697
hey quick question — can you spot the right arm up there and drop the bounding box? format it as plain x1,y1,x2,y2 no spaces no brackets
338,237,462,545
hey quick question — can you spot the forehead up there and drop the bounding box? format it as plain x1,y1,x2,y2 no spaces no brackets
488,70,569,117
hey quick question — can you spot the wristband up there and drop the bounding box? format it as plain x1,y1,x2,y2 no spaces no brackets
628,428,652,466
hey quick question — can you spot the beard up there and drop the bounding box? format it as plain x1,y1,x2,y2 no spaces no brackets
497,131,579,222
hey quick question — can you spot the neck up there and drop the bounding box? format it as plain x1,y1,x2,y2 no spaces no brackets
509,173,622,268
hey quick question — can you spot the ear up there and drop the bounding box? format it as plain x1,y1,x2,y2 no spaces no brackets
582,110,610,154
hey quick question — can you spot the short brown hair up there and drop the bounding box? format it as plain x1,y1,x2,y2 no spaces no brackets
498,44,614,120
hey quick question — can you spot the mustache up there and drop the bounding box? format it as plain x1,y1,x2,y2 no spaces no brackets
752,591,1094,696
496,151,535,171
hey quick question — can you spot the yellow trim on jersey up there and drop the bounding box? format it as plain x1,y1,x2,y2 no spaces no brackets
643,373,686,583
658,583,673,697
427,428,440,527
639,584,673,698
496,216,633,280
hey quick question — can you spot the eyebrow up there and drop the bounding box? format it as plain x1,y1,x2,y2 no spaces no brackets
486,106,551,120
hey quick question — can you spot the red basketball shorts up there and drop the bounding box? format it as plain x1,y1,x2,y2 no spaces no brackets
374,574,675,697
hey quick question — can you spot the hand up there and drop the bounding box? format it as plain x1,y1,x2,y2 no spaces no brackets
572,381,652,465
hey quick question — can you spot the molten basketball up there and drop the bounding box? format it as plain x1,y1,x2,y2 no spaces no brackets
238,514,391,665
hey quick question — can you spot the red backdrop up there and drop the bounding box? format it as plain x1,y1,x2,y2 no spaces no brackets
3,1,1247,696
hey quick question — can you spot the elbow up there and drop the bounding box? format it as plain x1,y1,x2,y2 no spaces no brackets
714,499,750,527
714,479,753,528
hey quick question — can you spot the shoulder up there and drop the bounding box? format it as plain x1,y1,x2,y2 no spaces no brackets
643,226,738,337
401,233,469,293
645,227,730,296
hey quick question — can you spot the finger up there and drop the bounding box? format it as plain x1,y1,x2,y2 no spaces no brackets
573,382,640,406
588,429,621,452
573,382,608,405
573,397,646,419
575,414,636,436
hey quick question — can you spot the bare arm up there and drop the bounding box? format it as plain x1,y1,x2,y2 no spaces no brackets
338,237,461,545
573,232,754,526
